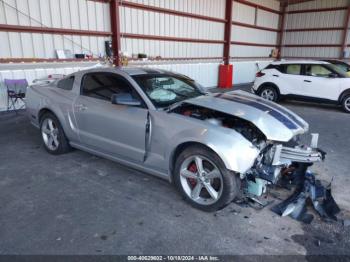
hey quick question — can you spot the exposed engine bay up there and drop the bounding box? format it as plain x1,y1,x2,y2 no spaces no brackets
172,103,340,223
171,103,266,145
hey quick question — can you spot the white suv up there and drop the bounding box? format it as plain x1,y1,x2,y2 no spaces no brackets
252,60,350,113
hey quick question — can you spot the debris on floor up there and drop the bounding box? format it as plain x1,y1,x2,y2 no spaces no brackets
343,219,350,227
271,164,340,224
241,163,341,224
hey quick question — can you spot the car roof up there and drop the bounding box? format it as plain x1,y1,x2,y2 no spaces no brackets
321,59,349,65
120,67,173,76
73,66,174,77
270,60,330,65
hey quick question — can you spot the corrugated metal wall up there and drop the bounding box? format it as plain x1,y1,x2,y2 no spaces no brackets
0,0,110,58
0,0,282,60
119,0,226,59
282,0,349,59
287,0,347,11
0,0,285,111
0,59,273,110
3,0,350,62
231,0,280,58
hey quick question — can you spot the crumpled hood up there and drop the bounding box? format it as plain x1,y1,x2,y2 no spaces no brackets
184,90,309,142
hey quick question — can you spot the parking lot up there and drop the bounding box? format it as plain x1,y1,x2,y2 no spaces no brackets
1,92,350,256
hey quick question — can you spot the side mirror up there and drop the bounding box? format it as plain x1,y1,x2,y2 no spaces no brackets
111,93,141,106
329,73,338,78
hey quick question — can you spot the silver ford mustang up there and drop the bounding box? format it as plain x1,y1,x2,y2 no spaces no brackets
26,67,324,211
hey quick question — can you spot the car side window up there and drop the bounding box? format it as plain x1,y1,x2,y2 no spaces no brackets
285,64,301,75
305,65,332,77
81,73,136,101
265,64,283,72
57,76,74,90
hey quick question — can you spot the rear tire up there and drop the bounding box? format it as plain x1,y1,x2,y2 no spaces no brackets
259,85,279,102
40,112,71,155
342,94,350,113
173,145,240,212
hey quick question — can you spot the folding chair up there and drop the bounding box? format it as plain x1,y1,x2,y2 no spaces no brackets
5,79,28,114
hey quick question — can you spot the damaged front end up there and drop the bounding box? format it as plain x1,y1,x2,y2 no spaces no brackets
245,134,325,186
244,135,340,223
170,99,339,223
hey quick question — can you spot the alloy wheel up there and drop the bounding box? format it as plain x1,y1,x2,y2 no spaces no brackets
179,155,223,205
345,97,350,111
261,89,275,101
41,118,60,151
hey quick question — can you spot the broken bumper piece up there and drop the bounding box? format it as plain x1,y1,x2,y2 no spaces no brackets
272,144,325,166
271,164,340,224
244,133,340,223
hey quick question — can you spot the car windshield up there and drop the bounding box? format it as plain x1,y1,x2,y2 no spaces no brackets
132,74,204,108
325,64,349,78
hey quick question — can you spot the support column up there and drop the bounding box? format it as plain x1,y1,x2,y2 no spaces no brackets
218,0,234,89
340,6,350,59
277,3,287,60
223,0,233,65
110,0,121,66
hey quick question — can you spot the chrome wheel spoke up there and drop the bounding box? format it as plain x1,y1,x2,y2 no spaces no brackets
191,183,203,199
42,127,50,135
52,135,59,147
48,119,54,131
181,169,198,179
194,156,204,174
48,136,54,148
205,168,221,179
203,182,218,200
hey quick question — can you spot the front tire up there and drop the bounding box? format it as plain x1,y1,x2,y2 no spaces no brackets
173,145,240,212
259,85,279,102
342,94,350,113
40,112,71,155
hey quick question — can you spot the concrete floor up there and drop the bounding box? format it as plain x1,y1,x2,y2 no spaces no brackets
1,89,350,256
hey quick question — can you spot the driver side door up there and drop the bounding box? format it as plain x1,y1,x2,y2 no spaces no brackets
73,72,148,163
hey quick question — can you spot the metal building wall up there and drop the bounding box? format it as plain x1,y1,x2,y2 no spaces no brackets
119,0,226,59
231,0,281,58
0,0,283,100
281,0,349,59
0,0,110,59
0,0,283,61
118,0,281,60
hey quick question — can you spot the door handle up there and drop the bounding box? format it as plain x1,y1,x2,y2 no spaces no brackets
273,74,279,77
304,80,312,83
75,104,88,111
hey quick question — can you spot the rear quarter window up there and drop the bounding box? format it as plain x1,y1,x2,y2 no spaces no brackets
57,76,75,91
265,64,283,73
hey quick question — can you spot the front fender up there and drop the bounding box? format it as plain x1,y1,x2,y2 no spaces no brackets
168,126,260,174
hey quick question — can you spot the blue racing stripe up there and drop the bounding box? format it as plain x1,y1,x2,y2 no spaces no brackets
231,92,305,128
215,93,299,130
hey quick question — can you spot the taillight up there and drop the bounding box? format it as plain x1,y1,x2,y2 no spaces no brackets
256,71,265,77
